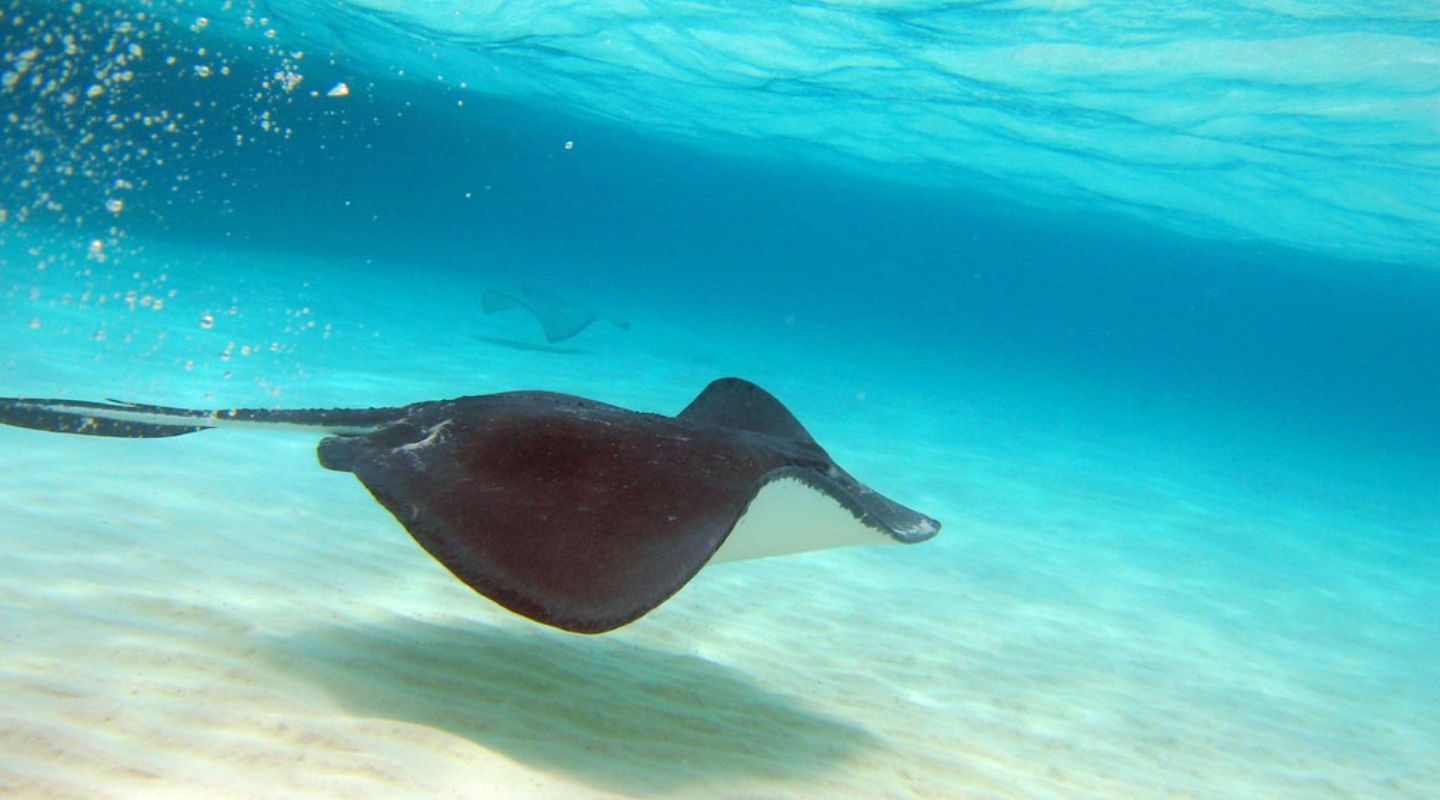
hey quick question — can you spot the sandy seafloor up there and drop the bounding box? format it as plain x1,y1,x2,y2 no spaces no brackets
1,230,1437,800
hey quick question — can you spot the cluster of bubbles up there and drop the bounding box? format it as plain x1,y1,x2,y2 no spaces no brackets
2,1,357,394
0,2,355,231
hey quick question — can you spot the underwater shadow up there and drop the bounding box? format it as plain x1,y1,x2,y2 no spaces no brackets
475,334,589,355
264,618,879,794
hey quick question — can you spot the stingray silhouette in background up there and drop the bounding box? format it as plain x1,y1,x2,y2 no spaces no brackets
0,378,939,633
482,286,630,343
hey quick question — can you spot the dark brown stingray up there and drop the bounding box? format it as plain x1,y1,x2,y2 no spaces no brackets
0,378,939,633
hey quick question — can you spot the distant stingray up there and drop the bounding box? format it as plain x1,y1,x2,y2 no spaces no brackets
0,378,939,633
482,285,630,343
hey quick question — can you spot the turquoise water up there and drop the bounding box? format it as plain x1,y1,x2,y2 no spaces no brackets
1,2,1437,798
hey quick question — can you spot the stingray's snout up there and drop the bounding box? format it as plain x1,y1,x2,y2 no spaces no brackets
317,435,360,472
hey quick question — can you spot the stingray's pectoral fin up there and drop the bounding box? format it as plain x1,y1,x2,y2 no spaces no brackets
0,397,216,438
706,468,938,564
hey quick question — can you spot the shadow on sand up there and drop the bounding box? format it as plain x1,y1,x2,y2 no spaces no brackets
265,618,877,794
475,334,589,355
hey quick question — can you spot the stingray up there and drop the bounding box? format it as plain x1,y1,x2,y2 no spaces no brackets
481,285,630,343
0,378,939,633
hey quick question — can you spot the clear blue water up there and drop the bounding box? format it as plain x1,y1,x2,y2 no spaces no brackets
1,2,1437,797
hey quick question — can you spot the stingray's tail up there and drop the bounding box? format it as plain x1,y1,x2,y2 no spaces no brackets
0,397,405,439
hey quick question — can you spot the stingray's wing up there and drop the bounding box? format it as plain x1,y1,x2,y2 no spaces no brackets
680,378,939,546
677,376,822,446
